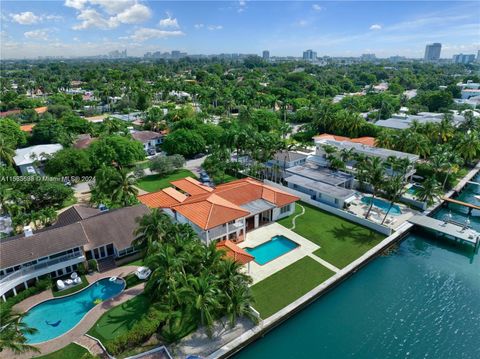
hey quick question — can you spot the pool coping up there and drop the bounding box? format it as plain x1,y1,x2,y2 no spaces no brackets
23,276,127,346
243,234,301,266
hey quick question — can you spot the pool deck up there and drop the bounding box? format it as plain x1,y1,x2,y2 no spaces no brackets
238,223,339,284
2,266,143,359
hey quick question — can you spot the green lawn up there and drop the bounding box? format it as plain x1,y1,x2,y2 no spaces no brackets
87,294,150,344
136,169,196,192
251,256,334,319
35,343,88,359
52,275,89,297
278,202,384,269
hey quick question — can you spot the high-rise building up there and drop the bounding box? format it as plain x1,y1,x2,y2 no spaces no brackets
303,49,317,61
452,53,476,64
424,43,442,61
262,50,270,60
476,50,480,63
360,53,376,61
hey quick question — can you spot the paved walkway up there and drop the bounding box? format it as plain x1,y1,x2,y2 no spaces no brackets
308,253,340,273
74,335,106,357
4,266,143,359
289,203,305,230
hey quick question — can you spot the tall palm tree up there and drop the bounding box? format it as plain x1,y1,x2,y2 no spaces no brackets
381,175,407,224
0,308,39,354
415,177,442,206
224,285,258,327
111,168,138,207
0,138,15,166
362,157,385,219
455,131,480,164
134,209,172,249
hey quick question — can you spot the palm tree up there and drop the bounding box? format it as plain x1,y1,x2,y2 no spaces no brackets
415,177,443,206
381,175,407,224
362,157,385,219
111,168,138,207
0,138,15,166
375,131,395,149
134,209,172,249
437,114,454,143
455,131,480,164
224,285,258,327
0,308,39,354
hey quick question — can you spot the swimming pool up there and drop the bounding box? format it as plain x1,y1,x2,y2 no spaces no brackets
407,184,422,195
23,278,125,344
245,235,299,265
361,196,402,216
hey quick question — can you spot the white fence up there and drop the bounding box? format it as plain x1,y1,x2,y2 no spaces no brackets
265,180,392,236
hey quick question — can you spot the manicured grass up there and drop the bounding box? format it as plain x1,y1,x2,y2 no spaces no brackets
87,294,150,344
136,169,196,192
121,258,143,267
52,275,89,297
278,202,384,269
123,273,143,289
251,256,334,319
35,343,88,359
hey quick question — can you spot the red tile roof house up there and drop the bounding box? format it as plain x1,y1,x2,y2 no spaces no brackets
139,177,299,244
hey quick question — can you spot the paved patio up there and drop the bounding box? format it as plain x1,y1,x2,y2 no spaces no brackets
3,266,143,359
238,223,338,284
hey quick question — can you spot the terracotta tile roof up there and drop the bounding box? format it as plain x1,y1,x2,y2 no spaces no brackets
216,240,254,265
0,109,21,117
171,177,213,196
313,133,376,147
34,106,48,114
172,193,249,230
138,188,187,208
20,124,35,132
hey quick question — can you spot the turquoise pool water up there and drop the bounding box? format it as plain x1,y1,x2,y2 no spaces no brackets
245,236,299,265
361,196,402,215
235,175,480,359
407,184,422,195
23,278,125,343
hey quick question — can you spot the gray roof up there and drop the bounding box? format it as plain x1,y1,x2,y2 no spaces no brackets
55,205,102,227
285,175,355,200
375,113,465,130
286,165,353,186
0,204,150,269
240,199,276,215
131,131,163,143
272,151,307,163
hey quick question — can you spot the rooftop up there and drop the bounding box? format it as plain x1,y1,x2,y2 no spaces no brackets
13,144,63,166
313,133,376,147
138,187,187,208
216,240,254,265
171,177,214,196
286,165,353,186
285,175,355,199
271,150,308,163
375,112,466,130
131,131,163,143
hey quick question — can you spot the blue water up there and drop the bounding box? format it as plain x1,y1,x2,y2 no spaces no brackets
361,196,402,215
235,175,480,359
407,184,422,195
245,235,299,265
23,278,125,343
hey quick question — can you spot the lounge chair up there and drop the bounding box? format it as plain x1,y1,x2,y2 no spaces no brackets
74,277,82,284
71,272,78,280
65,279,73,285
135,266,152,280
56,280,65,290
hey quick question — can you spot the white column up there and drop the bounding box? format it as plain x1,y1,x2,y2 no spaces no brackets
206,230,210,245
24,281,28,289
2,295,6,302
12,287,17,296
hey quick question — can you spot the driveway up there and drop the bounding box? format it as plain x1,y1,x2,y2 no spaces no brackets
184,156,207,177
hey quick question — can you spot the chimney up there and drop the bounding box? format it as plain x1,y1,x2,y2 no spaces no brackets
24,226,33,237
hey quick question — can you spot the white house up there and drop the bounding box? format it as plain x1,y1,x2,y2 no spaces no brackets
13,144,63,175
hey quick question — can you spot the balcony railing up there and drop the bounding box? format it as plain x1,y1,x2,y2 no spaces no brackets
0,253,84,284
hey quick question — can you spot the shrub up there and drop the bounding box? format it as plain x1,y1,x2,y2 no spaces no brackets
77,262,87,275
88,259,98,272
0,276,51,312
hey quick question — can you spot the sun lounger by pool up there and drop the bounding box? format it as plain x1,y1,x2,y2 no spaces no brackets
71,272,78,280
74,277,82,284
135,267,152,280
56,280,65,290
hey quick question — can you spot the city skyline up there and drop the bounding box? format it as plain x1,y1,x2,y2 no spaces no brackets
1,1,479,59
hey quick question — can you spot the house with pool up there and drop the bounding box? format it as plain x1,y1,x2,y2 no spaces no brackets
138,177,299,244
0,204,149,301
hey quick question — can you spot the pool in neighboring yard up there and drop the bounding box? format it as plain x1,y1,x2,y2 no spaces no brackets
245,235,299,265
407,184,422,195
23,278,125,344
361,196,402,216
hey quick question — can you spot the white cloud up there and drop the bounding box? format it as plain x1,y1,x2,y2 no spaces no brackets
238,0,246,13
159,14,179,29
194,24,204,29
207,25,223,31
122,27,184,42
66,0,151,30
297,19,309,27
10,12,40,25
24,29,50,40
312,4,323,12
369,24,382,30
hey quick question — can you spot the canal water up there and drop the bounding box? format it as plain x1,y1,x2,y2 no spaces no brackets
235,176,480,359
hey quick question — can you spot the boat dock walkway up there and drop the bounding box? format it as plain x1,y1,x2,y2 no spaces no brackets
408,215,480,249
442,197,480,214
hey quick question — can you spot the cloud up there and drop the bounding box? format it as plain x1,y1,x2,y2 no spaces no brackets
369,24,382,31
159,14,179,29
66,0,151,30
312,4,323,12
297,19,309,27
122,27,184,42
207,25,223,31
194,24,204,29
24,29,50,40
238,0,246,13
10,12,40,25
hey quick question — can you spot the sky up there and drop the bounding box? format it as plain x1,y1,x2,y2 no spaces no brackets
1,1,479,59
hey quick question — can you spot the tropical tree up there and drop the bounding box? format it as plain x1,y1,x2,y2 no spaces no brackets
134,209,172,250
0,308,39,354
361,157,385,219
0,138,15,166
415,177,443,206
381,175,407,224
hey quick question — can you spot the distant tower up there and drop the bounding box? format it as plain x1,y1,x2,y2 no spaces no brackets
424,43,441,61
262,50,270,60
302,49,317,61
476,50,480,63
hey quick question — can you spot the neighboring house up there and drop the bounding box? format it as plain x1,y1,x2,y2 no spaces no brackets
0,204,149,300
139,177,299,244
285,164,356,209
110,112,143,122
73,134,96,149
13,144,63,175
20,124,36,133
267,150,308,170
375,112,466,130
131,130,164,153
83,114,108,123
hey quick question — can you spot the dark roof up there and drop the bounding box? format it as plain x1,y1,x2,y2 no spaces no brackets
55,205,102,227
131,131,163,143
0,223,88,269
73,134,96,149
272,151,307,163
0,204,150,269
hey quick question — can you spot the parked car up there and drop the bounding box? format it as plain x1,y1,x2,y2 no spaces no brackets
147,148,156,156
200,173,211,183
